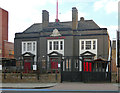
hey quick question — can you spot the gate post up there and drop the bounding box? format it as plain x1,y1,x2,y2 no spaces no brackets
60,60,63,83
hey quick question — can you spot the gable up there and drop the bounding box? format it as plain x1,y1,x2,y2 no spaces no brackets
80,51,96,57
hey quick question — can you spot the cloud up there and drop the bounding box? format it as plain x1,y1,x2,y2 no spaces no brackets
0,0,48,42
93,0,118,14
61,0,96,3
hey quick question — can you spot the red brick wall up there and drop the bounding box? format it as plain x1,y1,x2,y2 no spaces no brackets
0,8,8,57
0,9,2,57
4,41,14,58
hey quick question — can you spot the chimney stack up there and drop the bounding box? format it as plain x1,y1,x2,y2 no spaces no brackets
42,10,49,29
72,7,78,30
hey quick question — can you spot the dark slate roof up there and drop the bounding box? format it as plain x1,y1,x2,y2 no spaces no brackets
78,20,100,30
22,20,101,33
23,23,42,33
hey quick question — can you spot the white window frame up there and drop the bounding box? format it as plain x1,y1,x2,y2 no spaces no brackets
79,39,97,58
49,41,52,50
33,42,36,51
27,43,32,51
47,39,64,56
60,41,63,50
22,41,37,54
85,41,91,50
23,43,26,51
93,40,96,50
22,41,37,64
53,41,59,50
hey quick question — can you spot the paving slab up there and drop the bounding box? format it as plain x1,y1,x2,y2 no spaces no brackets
48,82,119,91
1,83,57,89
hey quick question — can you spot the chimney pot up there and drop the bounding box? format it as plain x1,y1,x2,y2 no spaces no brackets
42,10,49,29
80,17,84,21
72,7,78,30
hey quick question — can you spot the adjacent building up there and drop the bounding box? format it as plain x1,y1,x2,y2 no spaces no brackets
0,8,14,59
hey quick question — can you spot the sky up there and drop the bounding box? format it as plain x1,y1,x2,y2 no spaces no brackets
0,0,119,42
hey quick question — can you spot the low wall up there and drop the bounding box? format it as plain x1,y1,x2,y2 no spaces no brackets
2,73,61,83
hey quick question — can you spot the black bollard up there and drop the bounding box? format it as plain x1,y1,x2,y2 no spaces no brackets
4,72,6,79
37,73,39,80
55,70,57,81
20,72,22,79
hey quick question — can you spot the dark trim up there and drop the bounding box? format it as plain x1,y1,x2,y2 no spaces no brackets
15,33,108,39
46,37,66,39
15,32,40,34
15,37,39,39
15,28,107,34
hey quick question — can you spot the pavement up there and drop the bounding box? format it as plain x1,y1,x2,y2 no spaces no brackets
0,82,120,91
48,82,119,91
1,83,57,89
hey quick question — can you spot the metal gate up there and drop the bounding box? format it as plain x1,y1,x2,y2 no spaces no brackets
61,56,82,82
61,56,111,82
82,60,111,82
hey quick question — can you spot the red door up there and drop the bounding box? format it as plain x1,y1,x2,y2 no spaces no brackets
24,62,31,73
83,59,92,72
51,58,58,72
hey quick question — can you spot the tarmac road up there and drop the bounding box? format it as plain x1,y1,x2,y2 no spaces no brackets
1,90,119,93
1,82,120,93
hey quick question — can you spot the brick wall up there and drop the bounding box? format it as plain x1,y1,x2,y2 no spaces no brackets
2,73,61,83
4,41,14,58
0,8,8,57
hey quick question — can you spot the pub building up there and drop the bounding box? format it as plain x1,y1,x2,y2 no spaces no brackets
14,7,111,82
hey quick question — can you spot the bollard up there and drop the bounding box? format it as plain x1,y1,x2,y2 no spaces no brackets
20,72,22,79
4,72,6,79
37,73,39,80
55,70,57,81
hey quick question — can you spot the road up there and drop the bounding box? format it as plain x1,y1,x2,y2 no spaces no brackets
1,82,120,93
1,90,119,93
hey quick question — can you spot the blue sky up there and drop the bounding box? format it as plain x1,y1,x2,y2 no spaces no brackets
0,0,119,42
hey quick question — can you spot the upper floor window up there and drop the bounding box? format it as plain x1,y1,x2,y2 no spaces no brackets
86,41,91,50
27,43,32,51
23,43,26,51
33,42,35,51
60,41,63,50
49,42,52,50
81,41,84,50
80,39,97,50
22,41,36,52
93,41,96,49
54,41,59,50
48,40,64,51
